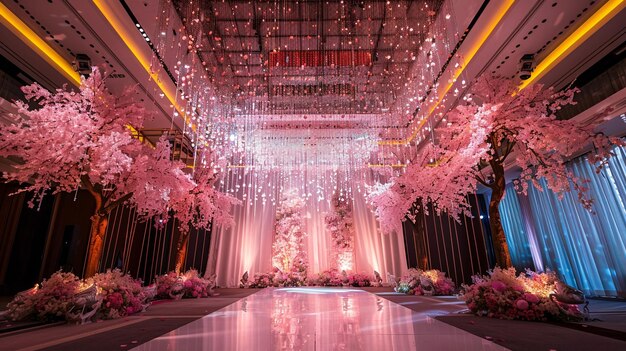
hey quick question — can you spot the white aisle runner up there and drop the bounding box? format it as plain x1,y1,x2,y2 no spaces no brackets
132,287,507,351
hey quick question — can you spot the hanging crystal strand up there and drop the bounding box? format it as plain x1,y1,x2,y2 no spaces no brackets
74,183,80,202
102,204,118,269
187,2,210,173
153,0,178,150
37,189,46,211
124,206,138,270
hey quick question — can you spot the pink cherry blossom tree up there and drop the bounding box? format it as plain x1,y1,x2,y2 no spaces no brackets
170,159,240,273
370,75,623,268
0,68,192,277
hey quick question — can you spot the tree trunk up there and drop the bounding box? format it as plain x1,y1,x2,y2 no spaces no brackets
84,214,108,277
174,232,190,274
488,160,513,268
411,205,429,270
80,176,132,277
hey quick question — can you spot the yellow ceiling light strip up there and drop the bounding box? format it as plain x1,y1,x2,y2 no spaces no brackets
379,0,515,146
377,0,623,167
0,2,81,86
518,0,625,90
92,0,195,131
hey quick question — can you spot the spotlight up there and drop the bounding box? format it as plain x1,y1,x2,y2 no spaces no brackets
519,54,535,80
72,54,92,76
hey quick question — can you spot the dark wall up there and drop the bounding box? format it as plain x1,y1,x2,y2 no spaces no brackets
0,183,22,289
100,204,213,284
402,194,492,285
0,183,53,294
183,225,212,274
41,191,95,278
0,183,217,294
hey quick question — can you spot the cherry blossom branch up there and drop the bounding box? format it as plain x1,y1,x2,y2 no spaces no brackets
475,175,493,189
103,192,133,214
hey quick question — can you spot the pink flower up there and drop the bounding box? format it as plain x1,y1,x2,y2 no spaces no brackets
516,299,529,310
107,292,124,310
491,281,507,293
523,293,539,303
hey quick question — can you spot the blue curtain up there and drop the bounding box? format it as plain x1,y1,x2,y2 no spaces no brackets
500,146,626,297
498,184,535,270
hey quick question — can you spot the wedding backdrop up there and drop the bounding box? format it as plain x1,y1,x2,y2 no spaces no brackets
208,169,407,287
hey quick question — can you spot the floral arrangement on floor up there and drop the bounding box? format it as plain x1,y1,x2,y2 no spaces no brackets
308,269,374,287
247,267,308,288
155,271,185,299
461,267,583,321
5,268,217,323
5,270,152,322
6,271,83,322
345,272,374,287
395,268,456,296
88,269,146,319
308,268,346,286
244,268,374,288
155,269,215,299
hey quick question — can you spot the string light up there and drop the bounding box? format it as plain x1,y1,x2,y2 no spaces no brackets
145,0,458,204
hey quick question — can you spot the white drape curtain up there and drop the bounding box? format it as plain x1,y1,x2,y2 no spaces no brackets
206,169,407,287
352,192,406,276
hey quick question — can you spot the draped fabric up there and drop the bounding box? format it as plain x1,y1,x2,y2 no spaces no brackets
206,169,407,287
352,190,407,276
500,146,626,297
498,184,538,270
516,191,545,272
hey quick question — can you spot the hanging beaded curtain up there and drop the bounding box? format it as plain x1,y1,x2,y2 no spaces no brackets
402,194,491,285
97,204,213,283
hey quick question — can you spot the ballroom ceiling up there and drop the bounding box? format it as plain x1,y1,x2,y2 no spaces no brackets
172,0,444,116
0,0,625,171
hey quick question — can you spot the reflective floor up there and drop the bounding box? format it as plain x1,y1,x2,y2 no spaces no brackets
132,287,507,350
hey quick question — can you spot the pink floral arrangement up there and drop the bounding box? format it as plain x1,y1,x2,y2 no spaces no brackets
248,272,275,288
324,193,355,271
6,270,149,322
461,267,583,321
88,269,145,319
272,189,309,274
345,272,373,287
249,267,308,288
309,268,346,286
6,271,83,321
5,269,218,323
155,271,184,299
155,269,214,299
248,268,373,288
395,268,456,296
181,269,214,298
